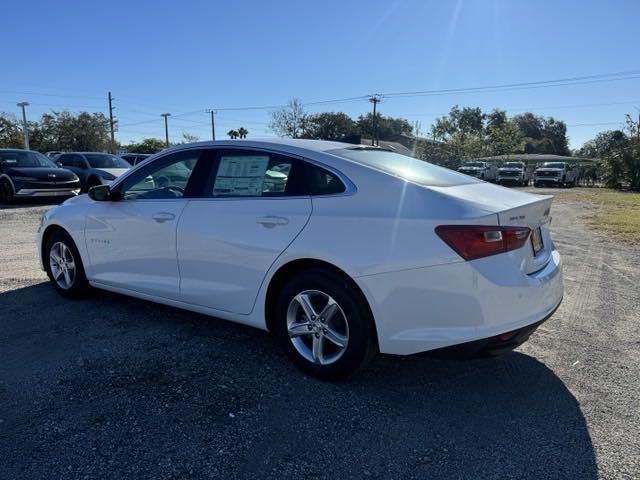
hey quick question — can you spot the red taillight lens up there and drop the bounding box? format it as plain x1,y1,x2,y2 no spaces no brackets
435,225,531,261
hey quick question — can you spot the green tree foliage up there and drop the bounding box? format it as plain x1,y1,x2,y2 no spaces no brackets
512,113,570,155
0,113,24,148
126,138,166,154
227,129,239,139
237,127,248,139
579,117,640,190
430,106,525,161
304,112,356,140
31,111,114,152
356,112,413,140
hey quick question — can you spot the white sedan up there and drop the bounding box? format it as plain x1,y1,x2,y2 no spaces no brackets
38,139,563,379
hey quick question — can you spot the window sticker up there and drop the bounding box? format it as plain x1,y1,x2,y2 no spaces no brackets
213,156,270,196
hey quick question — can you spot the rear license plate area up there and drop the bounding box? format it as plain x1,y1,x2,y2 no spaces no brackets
531,227,544,256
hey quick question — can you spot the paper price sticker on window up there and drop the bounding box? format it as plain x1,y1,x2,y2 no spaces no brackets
213,156,269,196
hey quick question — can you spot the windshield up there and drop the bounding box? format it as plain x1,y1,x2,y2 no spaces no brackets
461,162,484,168
330,148,479,187
503,162,524,168
85,154,130,169
542,162,566,169
0,150,57,168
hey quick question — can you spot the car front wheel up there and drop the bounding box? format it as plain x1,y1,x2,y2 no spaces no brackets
45,230,90,297
0,179,14,204
275,268,377,380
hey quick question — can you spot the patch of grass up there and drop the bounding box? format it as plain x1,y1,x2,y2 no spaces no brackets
549,188,640,244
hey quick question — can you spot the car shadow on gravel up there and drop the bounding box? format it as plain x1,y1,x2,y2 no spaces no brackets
0,284,597,480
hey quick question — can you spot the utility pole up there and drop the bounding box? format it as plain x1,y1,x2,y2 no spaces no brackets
369,95,381,146
206,109,216,140
108,91,115,151
16,102,30,150
160,113,171,146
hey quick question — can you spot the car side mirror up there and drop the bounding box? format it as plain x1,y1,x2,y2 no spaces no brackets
88,184,113,201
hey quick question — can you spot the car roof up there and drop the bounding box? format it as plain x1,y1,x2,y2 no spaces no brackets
161,138,351,155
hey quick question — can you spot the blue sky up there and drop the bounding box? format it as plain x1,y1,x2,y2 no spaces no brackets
2,0,639,149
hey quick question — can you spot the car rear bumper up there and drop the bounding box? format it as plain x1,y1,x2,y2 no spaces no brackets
15,188,81,197
356,248,563,355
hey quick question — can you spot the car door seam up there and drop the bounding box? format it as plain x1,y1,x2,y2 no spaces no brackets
246,196,314,316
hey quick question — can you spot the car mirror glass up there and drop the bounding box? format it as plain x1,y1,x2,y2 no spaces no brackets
88,184,113,201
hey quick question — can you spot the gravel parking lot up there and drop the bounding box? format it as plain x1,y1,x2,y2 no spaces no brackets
1,189,638,479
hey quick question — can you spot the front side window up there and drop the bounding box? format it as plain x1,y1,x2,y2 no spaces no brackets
120,150,202,200
208,151,305,197
0,150,56,168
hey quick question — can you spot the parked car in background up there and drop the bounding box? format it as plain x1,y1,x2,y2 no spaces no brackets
533,162,578,188
458,161,498,181
55,152,131,191
120,153,151,166
497,161,530,186
38,139,563,379
0,149,80,203
45,151,64,159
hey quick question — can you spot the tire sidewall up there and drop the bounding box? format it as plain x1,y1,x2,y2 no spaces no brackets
45,230,89,297
1,179,14,203
275,269,376,380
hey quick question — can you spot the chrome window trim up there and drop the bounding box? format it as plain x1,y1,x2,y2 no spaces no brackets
109,144,357,200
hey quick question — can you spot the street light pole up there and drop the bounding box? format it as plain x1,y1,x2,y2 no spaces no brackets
160,113,171,146
16,102,30,150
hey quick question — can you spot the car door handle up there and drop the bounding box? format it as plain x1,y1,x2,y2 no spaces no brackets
152,212,176,223
257,216,289,228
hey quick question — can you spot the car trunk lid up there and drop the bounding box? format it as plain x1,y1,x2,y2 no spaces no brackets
428,183,554,274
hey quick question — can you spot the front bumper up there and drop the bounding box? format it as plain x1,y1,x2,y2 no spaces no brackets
356,249,563,355
534,177,561,184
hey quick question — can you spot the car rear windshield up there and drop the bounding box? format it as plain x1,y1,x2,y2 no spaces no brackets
0,150,56,168
329,148,479,187
85,154,130,169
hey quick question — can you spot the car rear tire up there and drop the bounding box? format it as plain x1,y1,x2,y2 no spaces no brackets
275,268,377,380
0,178,15,204
45,230,90,298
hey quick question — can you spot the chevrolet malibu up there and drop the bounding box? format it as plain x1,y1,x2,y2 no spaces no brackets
38,139,563,379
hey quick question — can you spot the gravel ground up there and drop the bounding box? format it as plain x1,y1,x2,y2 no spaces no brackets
1,189,638,479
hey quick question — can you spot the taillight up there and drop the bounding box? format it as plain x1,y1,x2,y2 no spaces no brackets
435,225,531,261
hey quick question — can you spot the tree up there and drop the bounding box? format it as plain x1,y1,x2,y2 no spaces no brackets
181,132,200,143
356,113,412,140
126,138,166,154
237,127,248,139
269,98,308,138
29,111,114,152
227,129,239,139
0,113,24,148
304,112,356,140
512,112,570,155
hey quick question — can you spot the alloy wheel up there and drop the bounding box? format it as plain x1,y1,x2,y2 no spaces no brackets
49,241,76,289
286,290,349,365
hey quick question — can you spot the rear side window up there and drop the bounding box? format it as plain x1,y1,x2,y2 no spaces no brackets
306,164,345,195
330,148,480,187
208,151,306,197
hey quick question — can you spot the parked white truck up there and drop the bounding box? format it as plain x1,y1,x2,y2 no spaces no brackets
458,161,498,182
533,162,578,188
497,161,530,186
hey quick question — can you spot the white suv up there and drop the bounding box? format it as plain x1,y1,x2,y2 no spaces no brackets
457,161,498,182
